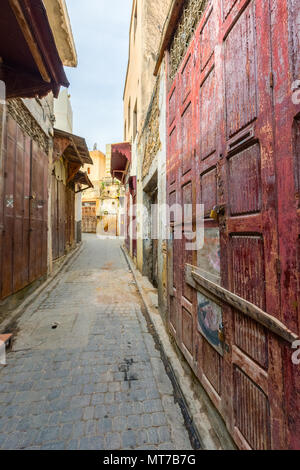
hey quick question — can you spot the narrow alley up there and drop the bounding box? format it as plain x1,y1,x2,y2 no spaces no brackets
0,236,191,450
1,0,300,454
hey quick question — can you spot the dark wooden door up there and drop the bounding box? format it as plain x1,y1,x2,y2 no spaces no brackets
65,187,75,250
0,115,48,300
52,176,66,260
271,0,300,448
29,141,48,283
82,205,97,233
132,194,137,258
51,174,59,260
166,0,299,449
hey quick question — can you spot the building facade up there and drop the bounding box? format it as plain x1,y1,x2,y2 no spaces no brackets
122,0,170,288
0,0,92,312
154,0,300,450
118,0,300,450
82,148,123,237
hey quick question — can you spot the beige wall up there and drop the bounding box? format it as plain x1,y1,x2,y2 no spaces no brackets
123,0,170,144
84,150,106,183
82,149,123,222
123,0,170,265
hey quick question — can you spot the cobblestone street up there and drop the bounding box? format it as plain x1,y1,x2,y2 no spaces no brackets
0,236,192,450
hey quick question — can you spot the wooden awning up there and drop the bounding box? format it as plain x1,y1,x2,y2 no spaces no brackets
54,129,93,166
111,142,131,183
0,0,69,99
73,171,94,192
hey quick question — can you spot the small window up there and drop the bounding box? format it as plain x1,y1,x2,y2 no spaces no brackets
128,99,131,134
134,3,138,40
133,100,138,139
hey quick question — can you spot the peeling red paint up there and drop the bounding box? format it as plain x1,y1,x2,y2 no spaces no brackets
166,0,300,450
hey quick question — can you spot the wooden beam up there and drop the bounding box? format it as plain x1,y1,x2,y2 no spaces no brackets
185,264,299,344
9,0,50,83
70,137,84,165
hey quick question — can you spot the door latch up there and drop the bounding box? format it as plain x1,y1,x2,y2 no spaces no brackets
218,322,225,343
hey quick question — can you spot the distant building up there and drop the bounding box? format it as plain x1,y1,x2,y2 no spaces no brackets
82,148,124,236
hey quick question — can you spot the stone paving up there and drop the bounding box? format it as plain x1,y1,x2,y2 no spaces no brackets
0,235,192,450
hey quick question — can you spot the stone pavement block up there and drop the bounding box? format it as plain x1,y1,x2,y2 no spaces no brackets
105,432,122,450
85,420,97,436
70,395,91,408
143,399,163,413
37,426,60,444
65,439,78,450
78,436,105,450
152,412,167,427
112,416,127,432
83,406,95,421
60,423,73,440
122,430,137,448
158,426,171,443
40,441,65,450
97,418,112,433
127,414,141,430
147,427,160,445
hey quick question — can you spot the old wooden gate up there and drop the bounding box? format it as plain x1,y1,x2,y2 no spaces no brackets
0,114,48,300
82,204,97,233
51,174,66,260
166,0,300,450
65,187,75,251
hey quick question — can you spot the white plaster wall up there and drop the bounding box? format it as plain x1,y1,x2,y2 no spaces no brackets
53,88,73,133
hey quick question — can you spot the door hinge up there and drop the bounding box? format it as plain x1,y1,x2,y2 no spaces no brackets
270,72,274,88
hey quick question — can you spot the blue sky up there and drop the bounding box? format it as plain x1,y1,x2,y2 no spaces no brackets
64,0,132,151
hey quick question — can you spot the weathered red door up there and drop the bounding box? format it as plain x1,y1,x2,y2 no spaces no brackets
166,0,300,450
0,115,48,300
29,141,48,283
132,194,137,258
271,0,300,448
125,191,130,251
52,176,66,259
65,186,75,250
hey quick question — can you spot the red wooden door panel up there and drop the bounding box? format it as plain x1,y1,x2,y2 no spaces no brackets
0,104,5,300
132,194,137,258
0,115,48,300
51,175,59,260
29,142,48,283
167,0,299,449
1,115,15,299
58,180,66,258
271,0,300,448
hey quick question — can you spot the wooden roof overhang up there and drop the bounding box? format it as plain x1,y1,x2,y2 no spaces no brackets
54,128,93,187
73,171,94,193
111,142,131,183
0,0,69,99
